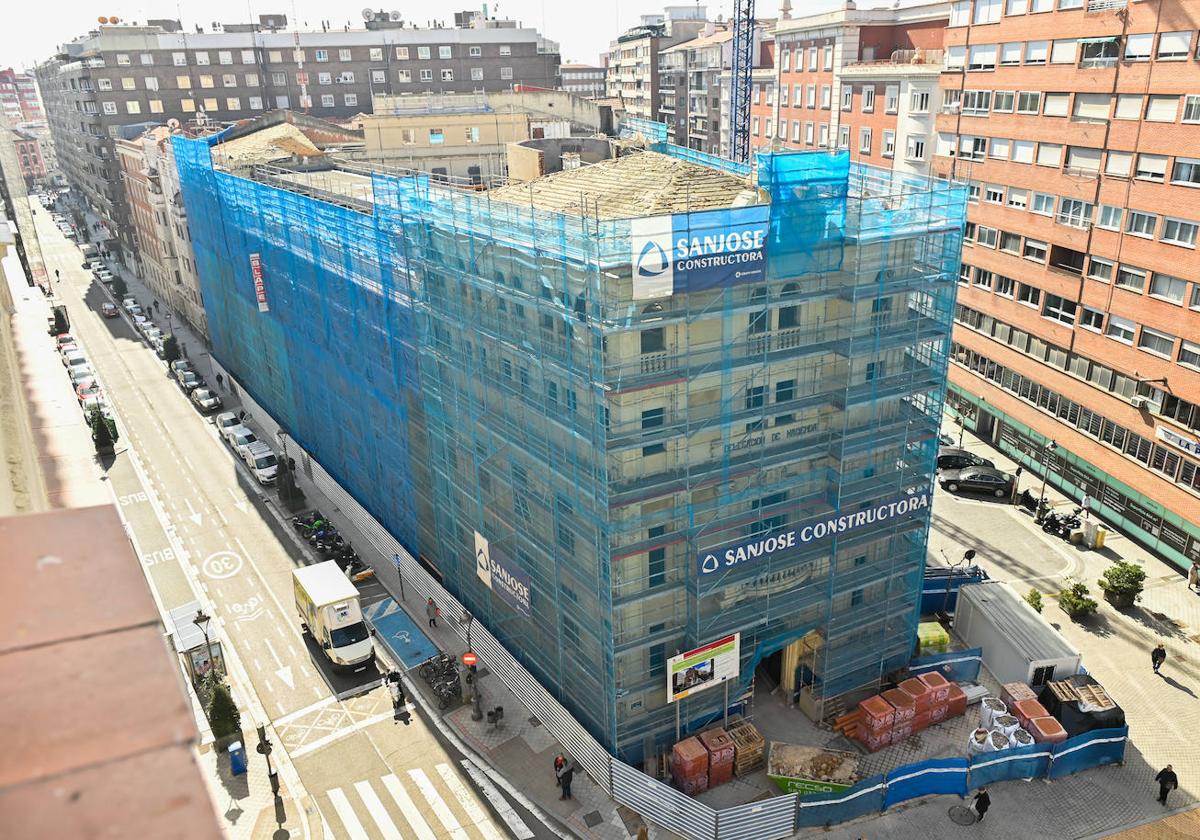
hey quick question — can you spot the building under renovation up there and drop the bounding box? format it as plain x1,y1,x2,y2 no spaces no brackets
174,121,966,761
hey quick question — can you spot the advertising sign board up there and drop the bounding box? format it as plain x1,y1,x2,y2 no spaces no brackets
250,253,268,312
667,633,740,703
474,530,532,617
630,206,770,300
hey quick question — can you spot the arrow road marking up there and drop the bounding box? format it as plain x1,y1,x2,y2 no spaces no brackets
263,637,295,690
183,497,203,526
226,487,249,514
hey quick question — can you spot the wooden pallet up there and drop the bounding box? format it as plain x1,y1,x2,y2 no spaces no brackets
727,719,765,775
1046,680,1115,710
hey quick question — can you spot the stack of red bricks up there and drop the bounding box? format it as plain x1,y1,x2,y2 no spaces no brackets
671,736,710,795
698,728,736,787
854,672,969,752
1002,681,1067,745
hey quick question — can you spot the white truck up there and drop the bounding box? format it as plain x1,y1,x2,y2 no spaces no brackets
293,561,374,672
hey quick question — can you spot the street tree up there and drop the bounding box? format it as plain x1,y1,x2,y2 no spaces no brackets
205,675,241,741
161,334,180,364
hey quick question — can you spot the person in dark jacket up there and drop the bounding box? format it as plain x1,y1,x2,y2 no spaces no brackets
973,788,991,822
1156,765,1178,805
556,759,575,800
1152,643,1167,674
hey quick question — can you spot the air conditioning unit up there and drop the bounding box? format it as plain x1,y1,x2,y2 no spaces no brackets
1131,396,1149,410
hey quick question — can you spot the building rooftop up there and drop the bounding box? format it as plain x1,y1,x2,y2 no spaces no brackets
661,29,733,52
489,149,760,219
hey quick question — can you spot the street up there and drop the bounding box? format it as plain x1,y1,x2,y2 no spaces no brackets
21,199,546,840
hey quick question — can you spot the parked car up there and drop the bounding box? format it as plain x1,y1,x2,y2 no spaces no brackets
223,425,259,459
938,432,957,447
96,270,114,284
242,441,278,485
58,342,79,359
152,335,167,357
132,314,149,332
176,370,203,392
101,302,119,318
69,365,95,387
940,466,1016,498
76,382,103,406
55,333,75,351
127,305,143,318
190,387,222,412
122,297,138,313
143,327,163,345
62,350,88,371
80,391,107,414
61,228,76,240
936,447,995,471
171,359,192,380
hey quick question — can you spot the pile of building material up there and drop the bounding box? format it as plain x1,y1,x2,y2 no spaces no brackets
671,736,710,795
726,718,765,776
767,744,860,795
835,672,968,752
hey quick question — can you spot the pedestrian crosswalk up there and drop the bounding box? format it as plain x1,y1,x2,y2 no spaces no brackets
321,763,507,840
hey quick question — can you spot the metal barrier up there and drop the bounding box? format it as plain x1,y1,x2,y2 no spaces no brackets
612,762,717,840
967,742,1052,789
908,648,983,683
1048,727,1129,779
715,793,798,840
883,758,969,809
795,774,886,828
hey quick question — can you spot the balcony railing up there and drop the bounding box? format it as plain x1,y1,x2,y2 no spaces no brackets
1087,0,1126,10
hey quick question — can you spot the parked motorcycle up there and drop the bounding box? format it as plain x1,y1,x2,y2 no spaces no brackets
292,510,325,531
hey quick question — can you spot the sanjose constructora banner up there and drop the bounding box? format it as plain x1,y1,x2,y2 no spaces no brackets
696,490,934,578
630,205,770,300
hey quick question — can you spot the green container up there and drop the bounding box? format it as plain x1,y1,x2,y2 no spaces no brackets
768,774,854,796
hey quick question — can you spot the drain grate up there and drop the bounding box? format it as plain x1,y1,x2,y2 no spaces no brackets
583,811,604,828
949,805,977,826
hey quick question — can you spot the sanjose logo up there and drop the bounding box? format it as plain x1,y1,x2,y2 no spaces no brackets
636,240,670,278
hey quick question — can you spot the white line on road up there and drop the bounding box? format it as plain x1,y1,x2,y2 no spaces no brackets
436,763,505,840
354,780,405,840
326,788,370,840
183,497,202,526
263,637,295,689
408,768,470,840
289,712,393,759
275,695,337,726
381,774,438,840
457,759,535,840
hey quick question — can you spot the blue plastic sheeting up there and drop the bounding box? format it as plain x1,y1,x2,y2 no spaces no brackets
909,648,983,684
1049,727,1128,779
920,566,988,614
658,143,752,178
756,150,848,279
619,116,669,143
883,758,968,809
968,742,1052,789
364,598,441,670
795,774,885,828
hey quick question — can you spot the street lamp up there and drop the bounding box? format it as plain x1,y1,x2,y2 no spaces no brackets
193,608,218,678
1036,440,1057,521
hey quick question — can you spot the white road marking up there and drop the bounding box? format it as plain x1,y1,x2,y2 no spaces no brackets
381,774,437,840
458,759,535,840
354,780,404,840
408,767,469,840
326,788,370,840
436,763,505,840
289,711,393,759
275,695,337,726
264,637,295,689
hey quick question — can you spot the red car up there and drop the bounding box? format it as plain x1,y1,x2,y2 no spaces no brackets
101,302,119,318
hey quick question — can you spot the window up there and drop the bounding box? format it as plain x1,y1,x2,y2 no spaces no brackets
883,130,896,158
270,72,285,86
1116,264,1146,291
1065,147,1101,174
320,94,335,108
1162,218,1199,247
992,90,1014,112
808,47,818,70
968,44,998,70
499,44,512,56
995,275,1015,297
823,45,833,70
780,85,789,106
910,90,930,113
216,50,232,65
967,184,981,203
420,69,434,81
428,128,444,145
469,46,482,58
1126,211,1158,239
1043,92,1069,116
861,86,874,112
1113,94,1142,120
975,0,1002,24
1072,93,1110,121
121,77,135,90
225,97,241,110
438,46,452,59
885,85,899,113
371,69,385,84
97,78,112,90
398,69,411,83
501,67,513,80
1031,192,1056,216
249,96,262,110
975,269,994,289
1097,205,1123,230
819,123,830,147
274,95,288,108
947,45,967,69
1080,37,1120,66
199,74,214,88
173,52,186,66
960,136,987,160
315,49,329,63
1124,33,1153,61
804,122,814,144
318,71,335,85
1088,257,1114,282
222,74,236,87
1013,139,1035,164
1080,307,1104,331
1172,158,1200,187
1018,284,1042,306
1180,340,1200,370
1138,327,1176,358
343,93,357,107
997,44,1023,69
1036,143,1062,167
1024,239,1048,262
1006,188,1028,210
441,69,454,81
1105,150,1132,177
821,85,832,108
116,53,130,66
990,138,1011,160
417,46,431,60
1050,39,1077,64
806,85,817,108
959,262,973,284
962,90,991,114
1149,273,1187,303
245,73,258,86
1007,0,1027,12
396,47,409,60
859,128,872,154
101,101,117,115
1057,197,1094,227
465,126,480,144
471,67,483,81
1185,95,1200,124
1146,95,1179,123
1043,294,1077,324
1025,41,1048,65
1157,31,1193,60
1016,91,1041,113
841,87,852,110
125,101,141,114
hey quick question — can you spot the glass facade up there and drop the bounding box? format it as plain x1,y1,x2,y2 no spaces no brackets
175,130,966,762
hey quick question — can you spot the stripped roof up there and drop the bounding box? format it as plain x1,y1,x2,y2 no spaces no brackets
488,150,761,219
661,29,733,52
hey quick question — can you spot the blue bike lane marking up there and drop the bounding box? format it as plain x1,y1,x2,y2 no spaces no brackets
364,598,440,670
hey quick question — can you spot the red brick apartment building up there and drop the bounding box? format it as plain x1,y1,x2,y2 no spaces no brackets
936,0,1200,568
748,2,949,177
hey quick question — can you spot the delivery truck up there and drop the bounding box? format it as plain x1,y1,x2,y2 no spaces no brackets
293,561,374,672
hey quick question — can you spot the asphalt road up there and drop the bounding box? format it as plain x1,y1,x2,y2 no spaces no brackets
29,201,546,840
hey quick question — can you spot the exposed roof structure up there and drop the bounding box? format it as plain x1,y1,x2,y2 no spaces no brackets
214,122,324,164
661,29,733,52
488,150,761,219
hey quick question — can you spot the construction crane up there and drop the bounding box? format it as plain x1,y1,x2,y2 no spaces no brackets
728,0,755,164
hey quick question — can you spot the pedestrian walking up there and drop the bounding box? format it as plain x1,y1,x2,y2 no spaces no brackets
1152,642,1167,675
426,597,439,628
636,826,649,840
1156,765,1178,805
556,759,575,800
386,671,405,710
973,787,991,822
1188,560,1199,592
553,753,566,783
215,372,224,389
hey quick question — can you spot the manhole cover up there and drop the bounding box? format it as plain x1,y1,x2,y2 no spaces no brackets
582,811,604,828
949,805,977,826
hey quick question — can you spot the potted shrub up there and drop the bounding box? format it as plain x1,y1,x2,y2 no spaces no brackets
1056,578,1098,620
1098,561,1146,609
1025,588,1044,614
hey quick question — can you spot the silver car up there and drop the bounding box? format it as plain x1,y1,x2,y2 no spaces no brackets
223,425,259,459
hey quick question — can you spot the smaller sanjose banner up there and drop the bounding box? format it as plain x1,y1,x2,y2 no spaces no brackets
1157,425,1199,457
474,530,532,617
250,253,268,312
667,633,740,703
630,205,770,300
696,490,934,578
